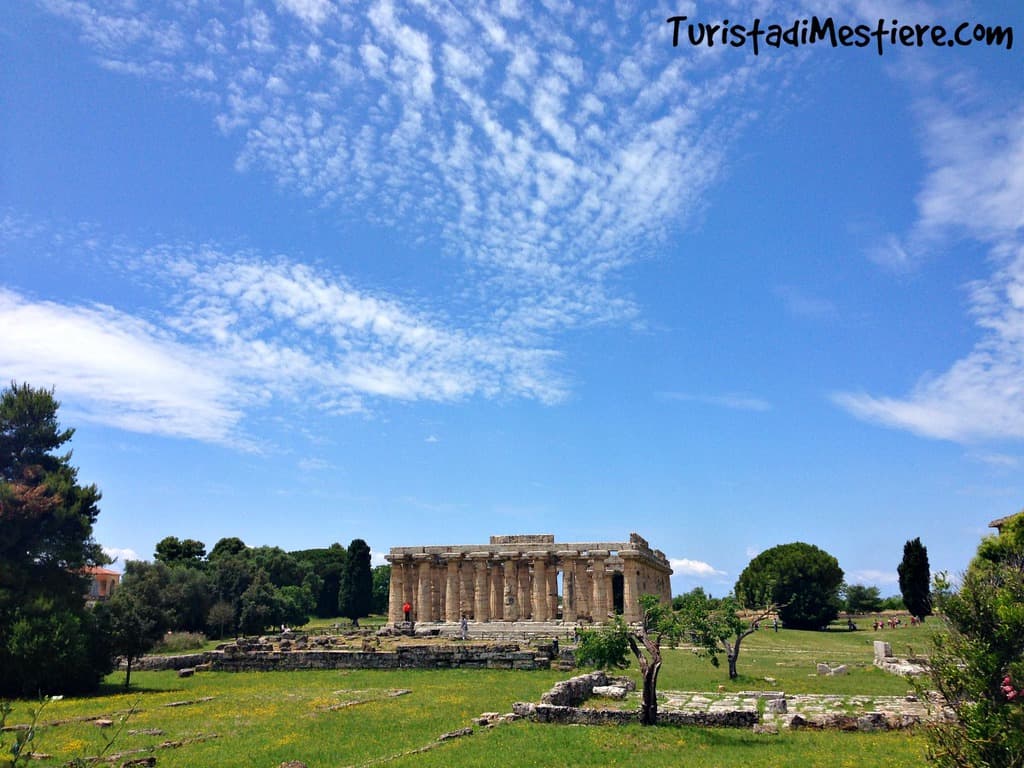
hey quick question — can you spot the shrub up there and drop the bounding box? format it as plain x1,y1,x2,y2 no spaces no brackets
575,616,631,670
152,631,207,654
923,515,1024,767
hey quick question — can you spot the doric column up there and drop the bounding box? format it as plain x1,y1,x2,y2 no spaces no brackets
557,552,577,621
590,550,609,621
546,565,558,619
471,553,490,621
503,557,519,621
575,558,590,620
445,555,461,622
461,559,475,618
620,550,641,623
530,553,548,621
517,558,531,619
490,557,504,620
413,553,434,622
386,555,405,624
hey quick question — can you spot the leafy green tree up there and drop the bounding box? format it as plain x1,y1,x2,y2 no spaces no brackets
208,537,247,561
879,594,905,611
104,588,164,689
575,615,631,670
154,536,207,568
898,537,932,621
924,515,1024,767
0,383,111,695
371,564,391,615
278,585,315,627
676,591,775,679
629,595,681,726
735,542,843,630
206,600,236,639
338,539,372,626
842,583,883,614
292,545,346,618
238,571,286,635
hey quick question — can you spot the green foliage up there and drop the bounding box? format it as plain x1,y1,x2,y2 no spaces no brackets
278,584,315,627
153,536,207,567
735,542,843,630
151,631,207,654
338,539,372,625
206,600,235,639
879,594,905,611
0,383,111,696
575,616,631,669
371,564,391,615
208,536,247,561
238,571,286,635
924,515,1024,768
672,587,720,612
842,583,883,614
291,544,346,618
104,588,164,688
898,538,931,621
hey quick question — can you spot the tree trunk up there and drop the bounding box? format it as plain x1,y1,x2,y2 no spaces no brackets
639,659,661,725
124,657,133,689
727,653,738,680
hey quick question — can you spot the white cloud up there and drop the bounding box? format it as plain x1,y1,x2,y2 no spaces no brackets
775,286,838,320
0,287,244,446
35,2,776,343
371,550,388,567
834,244,1024,442
660,392,772,412
849,569,898,586
102,546,140,568
0,238,568,446
670,558,727,579
837,89,1024,444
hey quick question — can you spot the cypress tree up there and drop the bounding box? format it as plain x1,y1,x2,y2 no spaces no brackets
898,537,932,621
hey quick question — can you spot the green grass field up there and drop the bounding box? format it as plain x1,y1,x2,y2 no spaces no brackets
2,622,938,767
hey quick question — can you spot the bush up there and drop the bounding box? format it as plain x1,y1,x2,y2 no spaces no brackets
924,515,1024,767
575,616,631,670
1,609,111,696
152,631,207,654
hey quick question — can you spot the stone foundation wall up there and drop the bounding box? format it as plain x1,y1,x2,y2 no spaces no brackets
540,671,611,706
131,641,551,672
512,703,757,728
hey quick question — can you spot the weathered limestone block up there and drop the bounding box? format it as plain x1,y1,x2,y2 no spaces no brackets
857,713,887,732
873,640,893,659
767,697,788,714
592,685,628,700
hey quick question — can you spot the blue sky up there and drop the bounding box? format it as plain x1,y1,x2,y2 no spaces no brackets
2,0,1022,597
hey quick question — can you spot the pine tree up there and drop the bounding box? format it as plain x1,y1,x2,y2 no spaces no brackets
0,383,112,694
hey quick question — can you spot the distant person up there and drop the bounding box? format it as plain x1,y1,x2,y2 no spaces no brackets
403,601,412,622
460,615,468,640
772,618,778,632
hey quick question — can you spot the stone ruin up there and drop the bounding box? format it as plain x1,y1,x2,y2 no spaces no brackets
386,532,672,625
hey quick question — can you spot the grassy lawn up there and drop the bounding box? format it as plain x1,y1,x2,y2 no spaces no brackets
1,623,937,767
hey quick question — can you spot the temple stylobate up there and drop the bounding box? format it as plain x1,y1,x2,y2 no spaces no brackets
386,533,672,625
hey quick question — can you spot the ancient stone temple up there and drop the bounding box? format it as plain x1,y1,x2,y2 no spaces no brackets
386,533,672,625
